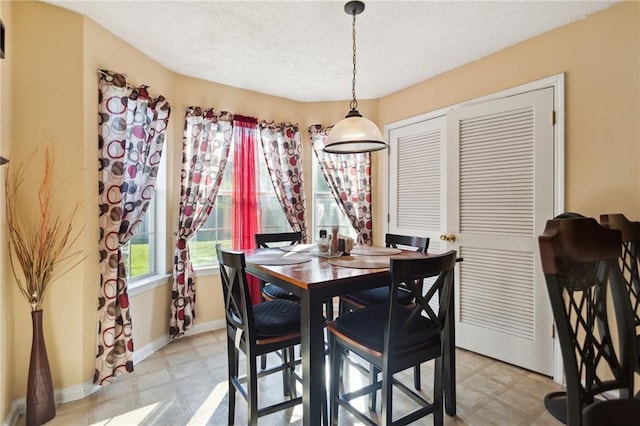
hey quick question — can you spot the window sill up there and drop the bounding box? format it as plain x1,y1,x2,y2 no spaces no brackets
128,273,171,297
194,266,220,277
126,267,217,297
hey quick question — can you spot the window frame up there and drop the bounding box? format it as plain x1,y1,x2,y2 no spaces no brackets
127,145,169,294
311,155,356,241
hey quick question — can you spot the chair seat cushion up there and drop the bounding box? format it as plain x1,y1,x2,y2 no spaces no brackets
253,299,301,338
333,304,440,352
347,287,414,306
263,284,300,301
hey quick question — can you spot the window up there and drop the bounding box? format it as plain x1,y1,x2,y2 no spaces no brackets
189,140,291,267
312,158,356,241
123,146,167,282
122,201,155,279
257,142,292,234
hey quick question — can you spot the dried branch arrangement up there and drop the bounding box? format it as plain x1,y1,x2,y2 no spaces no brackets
5,147,85,311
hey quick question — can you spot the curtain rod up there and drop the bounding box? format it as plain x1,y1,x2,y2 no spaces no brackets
98,69,135,90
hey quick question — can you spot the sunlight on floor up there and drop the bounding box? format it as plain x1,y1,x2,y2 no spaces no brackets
187,381,227,425
343,357,372,413
289,402,303,423
89,402,159,425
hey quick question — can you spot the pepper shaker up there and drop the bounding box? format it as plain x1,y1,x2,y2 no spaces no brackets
331,226,339,253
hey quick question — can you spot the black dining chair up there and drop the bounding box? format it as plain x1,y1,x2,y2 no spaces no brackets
255,232,304,371
339,233,430,315
538,217,637,426
255,231,303,303
600,213,640,385
338,233,430,397
216,244,302,425
327,250,457,426
256,231,334,321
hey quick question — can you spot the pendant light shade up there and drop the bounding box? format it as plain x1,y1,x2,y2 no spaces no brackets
323,1,388,155
325,109,386,154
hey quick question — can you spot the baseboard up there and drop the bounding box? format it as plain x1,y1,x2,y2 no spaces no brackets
186,319,226,336
132,334,171,365
3,320,225,426
131,318,225,365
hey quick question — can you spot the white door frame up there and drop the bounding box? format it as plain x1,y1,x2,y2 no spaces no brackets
382,73,565,383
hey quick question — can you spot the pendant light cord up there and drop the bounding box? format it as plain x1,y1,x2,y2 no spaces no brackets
350,10,358,111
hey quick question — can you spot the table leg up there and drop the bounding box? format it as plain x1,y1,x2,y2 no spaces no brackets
301,291,326,426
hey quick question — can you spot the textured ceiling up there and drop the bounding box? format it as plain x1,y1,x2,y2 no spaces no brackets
43,0,618,102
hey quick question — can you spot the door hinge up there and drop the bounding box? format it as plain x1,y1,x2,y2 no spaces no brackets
551,111,556,125
387,213,390,223
551,324,555,339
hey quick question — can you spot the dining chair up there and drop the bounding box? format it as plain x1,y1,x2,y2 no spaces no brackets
327,250,457,426
255,231,303,303
254,231,303,371
256,231,334,321
538,217,637,426
338,233,430,397
339,233,430,314
600,213,640,384
216,244,302,425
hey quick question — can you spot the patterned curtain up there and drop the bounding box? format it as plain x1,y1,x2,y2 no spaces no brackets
97,70,171,384
309,124,373,244
170,107,233,338
259,121,308,242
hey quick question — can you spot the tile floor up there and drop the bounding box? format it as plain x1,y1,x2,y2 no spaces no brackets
21,328,565,425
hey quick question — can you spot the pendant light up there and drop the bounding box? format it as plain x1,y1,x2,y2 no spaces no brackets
323,1,388,154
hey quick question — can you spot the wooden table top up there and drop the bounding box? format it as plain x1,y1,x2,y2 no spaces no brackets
244,247,428,290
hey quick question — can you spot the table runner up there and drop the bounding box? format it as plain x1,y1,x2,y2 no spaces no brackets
328,256,390,269
350,246,402,256
246,253,311,265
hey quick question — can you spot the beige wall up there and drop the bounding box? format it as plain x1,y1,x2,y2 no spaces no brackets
1,0,639,420
10,0,86,398
1,0,13,421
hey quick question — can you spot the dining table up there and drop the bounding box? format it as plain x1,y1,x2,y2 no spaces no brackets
244,245,458,426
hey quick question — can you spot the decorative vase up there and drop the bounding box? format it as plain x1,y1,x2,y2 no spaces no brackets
26,309,56,426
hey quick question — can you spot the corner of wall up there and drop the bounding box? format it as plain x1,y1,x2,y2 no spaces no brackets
0,0,14,423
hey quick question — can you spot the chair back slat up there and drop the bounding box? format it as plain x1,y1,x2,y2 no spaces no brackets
601,213,640,327
216,244,255,339
385,251,456,352
539,218,636,425
386,233,432,306
386,233,430,253
255,232,302,248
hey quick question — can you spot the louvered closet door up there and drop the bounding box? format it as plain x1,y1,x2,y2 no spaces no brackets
389,116,447,313
446,88,554,375
389,115,446,254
